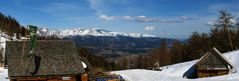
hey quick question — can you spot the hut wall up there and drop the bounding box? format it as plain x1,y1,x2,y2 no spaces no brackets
197,69,229,78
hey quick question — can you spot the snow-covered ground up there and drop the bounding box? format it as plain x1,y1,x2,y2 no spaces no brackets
113,50,239,81
0,67,8,81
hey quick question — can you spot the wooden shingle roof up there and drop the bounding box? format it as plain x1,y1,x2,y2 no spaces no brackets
6,40,85,77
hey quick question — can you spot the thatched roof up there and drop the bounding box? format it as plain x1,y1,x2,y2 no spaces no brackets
6,40,85,77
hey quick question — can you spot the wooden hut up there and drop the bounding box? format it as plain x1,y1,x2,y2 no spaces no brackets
183,47,237,78
6,40,91,81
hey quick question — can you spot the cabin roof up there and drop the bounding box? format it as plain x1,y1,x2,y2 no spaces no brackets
196,47,236,72
6,40,85,77
183,47,237,78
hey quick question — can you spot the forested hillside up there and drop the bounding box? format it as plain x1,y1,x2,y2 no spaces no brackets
0,12,28,39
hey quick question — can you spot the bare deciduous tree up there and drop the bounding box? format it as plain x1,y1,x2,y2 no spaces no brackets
216,10,235,50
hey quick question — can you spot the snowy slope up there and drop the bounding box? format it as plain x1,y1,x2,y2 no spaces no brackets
0,31,19,49
0,32,10,49
113,50,239,81
37,28,156,38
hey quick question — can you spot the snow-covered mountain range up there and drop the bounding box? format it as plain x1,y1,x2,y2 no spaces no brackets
37,28,156,38
37,27,174,55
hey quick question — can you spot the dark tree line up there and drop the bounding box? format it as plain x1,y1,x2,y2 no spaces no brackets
0,12,28,39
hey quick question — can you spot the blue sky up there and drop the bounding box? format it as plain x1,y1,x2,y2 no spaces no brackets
1,0,239,39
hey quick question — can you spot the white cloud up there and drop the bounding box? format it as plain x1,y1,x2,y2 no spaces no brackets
207,21,217,26
179,16,199,21
157,19,183,23
144,26,156,31
134,15,197,23
99,14,117,21
136,15,154,22
207,18,237,26
99,15,199,23
123,16,134,20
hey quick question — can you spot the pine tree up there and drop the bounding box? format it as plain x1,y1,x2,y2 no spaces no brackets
171,40,184,63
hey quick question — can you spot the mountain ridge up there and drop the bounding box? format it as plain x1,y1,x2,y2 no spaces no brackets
37,27,156,38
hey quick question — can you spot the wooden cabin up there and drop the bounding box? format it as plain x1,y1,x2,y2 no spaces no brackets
183,47,237,78
5,40,92,81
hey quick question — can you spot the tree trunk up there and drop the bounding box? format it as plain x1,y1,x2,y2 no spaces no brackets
227,26,234,51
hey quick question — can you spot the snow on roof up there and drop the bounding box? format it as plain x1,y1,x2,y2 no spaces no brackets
81,61,87,68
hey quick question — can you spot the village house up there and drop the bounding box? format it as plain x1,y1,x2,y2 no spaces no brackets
5,40,92,81
183,47,237,78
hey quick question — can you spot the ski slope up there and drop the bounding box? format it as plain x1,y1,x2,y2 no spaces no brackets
113,50,239,81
